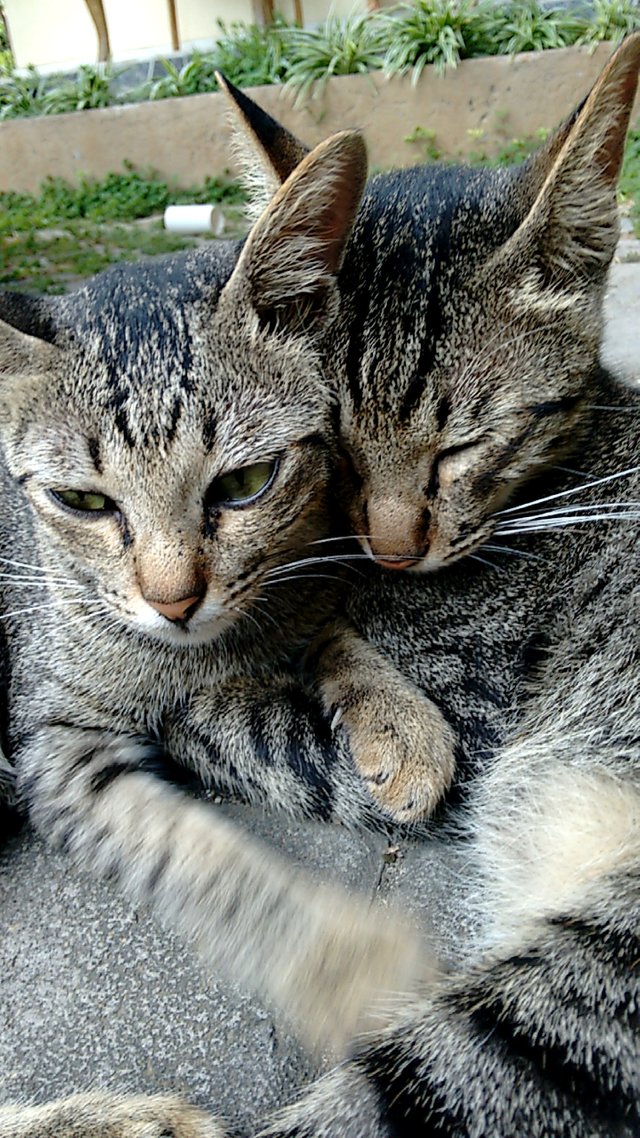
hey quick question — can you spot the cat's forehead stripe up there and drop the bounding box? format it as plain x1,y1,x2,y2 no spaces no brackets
340,163,524,422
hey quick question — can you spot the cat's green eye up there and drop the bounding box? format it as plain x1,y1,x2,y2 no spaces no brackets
207,460,277,508
50,489,112,513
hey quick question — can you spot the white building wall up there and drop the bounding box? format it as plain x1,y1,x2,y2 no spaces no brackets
3,0,371,72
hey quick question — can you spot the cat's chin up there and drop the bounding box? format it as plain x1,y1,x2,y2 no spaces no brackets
132,612,239,648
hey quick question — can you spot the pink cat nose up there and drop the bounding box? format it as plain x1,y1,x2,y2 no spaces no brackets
147,594,203,622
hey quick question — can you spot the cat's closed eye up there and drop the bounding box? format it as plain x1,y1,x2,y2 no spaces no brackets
427,439,486,498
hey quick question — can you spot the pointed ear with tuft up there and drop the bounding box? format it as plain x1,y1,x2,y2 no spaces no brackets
219,129,367,337
216,71,310,222
495,32,640,287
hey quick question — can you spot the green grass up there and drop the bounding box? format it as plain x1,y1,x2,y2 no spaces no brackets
0,164,247,293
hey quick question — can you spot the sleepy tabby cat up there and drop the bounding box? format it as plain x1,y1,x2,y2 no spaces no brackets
226,33,640,1138
1,31,640,1138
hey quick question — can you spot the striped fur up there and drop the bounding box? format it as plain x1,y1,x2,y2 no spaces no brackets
0,128,444,1138
220,34,640,1138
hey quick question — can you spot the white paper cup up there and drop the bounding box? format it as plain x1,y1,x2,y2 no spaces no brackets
163,204,225,236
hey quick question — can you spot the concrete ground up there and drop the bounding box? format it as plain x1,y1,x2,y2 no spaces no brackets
0,252,637,1132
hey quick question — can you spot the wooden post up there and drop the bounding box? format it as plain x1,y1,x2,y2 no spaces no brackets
83,0,111,62
252,1,275,24
293,0,303,25
167,0,180,52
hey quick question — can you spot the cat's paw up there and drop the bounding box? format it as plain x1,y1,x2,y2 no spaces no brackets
282,888,439,1056
0,1093,229,1138
333,685,456,822
316,625,457,823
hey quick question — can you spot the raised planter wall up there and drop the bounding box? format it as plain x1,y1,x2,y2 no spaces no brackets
1,43,639,194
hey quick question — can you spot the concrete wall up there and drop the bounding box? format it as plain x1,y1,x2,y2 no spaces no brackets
1,43,638,195
2,0,370,71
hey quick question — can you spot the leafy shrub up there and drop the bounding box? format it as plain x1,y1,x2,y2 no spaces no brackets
579,0,640,47
475,2,586,57
212,17,294,89
42,64,114,114
0,65,48,118
285,12,387,99
149,52,220,100
381,1,477,80
0,12,11,70
1,2,639,120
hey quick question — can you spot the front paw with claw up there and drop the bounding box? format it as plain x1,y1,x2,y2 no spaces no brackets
332,686,456,822
317,626,457,823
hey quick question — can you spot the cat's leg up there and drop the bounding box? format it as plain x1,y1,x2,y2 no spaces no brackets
19,725,434,1055
312,624,457,822
164,673,386,830
0,1092,228,1138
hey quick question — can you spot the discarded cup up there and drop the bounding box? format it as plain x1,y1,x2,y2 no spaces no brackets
164,204,225,236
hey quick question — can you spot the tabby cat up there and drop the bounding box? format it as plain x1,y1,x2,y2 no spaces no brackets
2,32,640,1138
227,34,640,1138
0,124,443,1095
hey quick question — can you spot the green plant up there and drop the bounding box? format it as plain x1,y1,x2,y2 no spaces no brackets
405,124,441,160
620,126,640,232
382,0,477,80
0,5,12,70
285,11,386,100
0,65,48,118
42,64,114,114
476,1,585,57
0,163,246,235
149,52,219,100
579,0,640,47
0,165,248,293
212,17,293,89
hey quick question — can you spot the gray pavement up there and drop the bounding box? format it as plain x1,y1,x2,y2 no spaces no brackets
0,807,472,1130
0,255,637,1130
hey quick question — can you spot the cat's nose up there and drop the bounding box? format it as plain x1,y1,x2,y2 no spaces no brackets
147,594,203,622
367,497,426,569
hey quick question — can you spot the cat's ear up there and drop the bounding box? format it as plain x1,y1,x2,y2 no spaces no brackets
0,293,62,379
495,32,640,284
217,72,309,222
219,128,367,335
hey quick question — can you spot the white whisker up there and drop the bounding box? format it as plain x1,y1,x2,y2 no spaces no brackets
232,605,262,635
468,553,503,571
264,572,347,587
496,466,640,516
495,510,640,535
482,543,545,562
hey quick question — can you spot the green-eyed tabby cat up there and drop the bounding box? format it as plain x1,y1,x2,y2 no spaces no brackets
0,125,447,1099
1,32,640,1138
